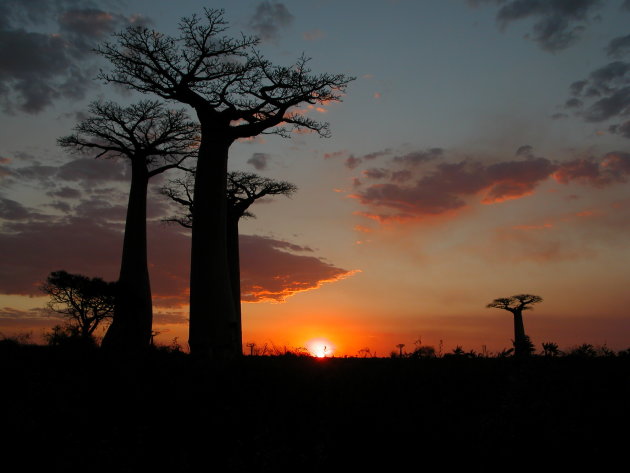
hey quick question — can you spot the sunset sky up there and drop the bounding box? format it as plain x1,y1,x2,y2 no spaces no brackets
1,0,629,356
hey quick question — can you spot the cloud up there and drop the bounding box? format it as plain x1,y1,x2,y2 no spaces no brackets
609,120,630,138
351,148,630,222
345,156,363,169
363,168,390,179
247,152,270,170
5,157,129,191
47,187,82,199
239,235,354,302
323,150,348,159
248,1,293,42
0,197,35,220
303,29,325,41
606,33,630,58
392,148,443,166
474,0,604,52
362,149,392,160
0,208,353,308
565,56,630,134
0,2,147,114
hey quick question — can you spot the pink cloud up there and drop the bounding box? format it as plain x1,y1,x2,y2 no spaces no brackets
303,29,325,41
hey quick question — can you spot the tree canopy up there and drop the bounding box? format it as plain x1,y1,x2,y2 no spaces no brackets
42,270,116,339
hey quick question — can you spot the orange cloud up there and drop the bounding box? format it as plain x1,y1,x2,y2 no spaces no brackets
240,235,357,303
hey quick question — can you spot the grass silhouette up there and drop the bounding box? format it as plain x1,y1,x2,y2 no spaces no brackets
2,338,628,471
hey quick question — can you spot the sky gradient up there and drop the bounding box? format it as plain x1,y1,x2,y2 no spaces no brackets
1,0,629,356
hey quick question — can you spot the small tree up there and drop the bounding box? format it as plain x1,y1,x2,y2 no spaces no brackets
59,100,197,351
96,8,354,357
161,170,296,350
487,294,542,358
42,270,116,341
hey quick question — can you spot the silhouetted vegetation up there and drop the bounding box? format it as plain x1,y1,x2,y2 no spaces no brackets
59,100,197,352
487,294,542,357
3,340,629,471
161,170,296,351
96,8,354,358
41,270,116,341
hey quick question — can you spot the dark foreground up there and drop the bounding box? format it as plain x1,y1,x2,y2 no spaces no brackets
3,342,629,472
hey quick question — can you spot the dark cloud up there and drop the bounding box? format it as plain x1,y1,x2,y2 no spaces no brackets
0,197,32,220
606,34,630,59
479,0,604,52
565,97,583,108
58,8,127,42
566,58,630,133
0,213,351,307
351,148,630,222
47,186,82,199
609,120,630,138
240,235,352,302
248,1,293,42
247,152,270,170
515,144,533,157
57,158,129,184
0,216,123,295
345,156,363,169
583,87,630,122
624,0,630,11
392,148,443,166
361,149,393,160
0,1,148,114
550,112,568,119
363,168,390,179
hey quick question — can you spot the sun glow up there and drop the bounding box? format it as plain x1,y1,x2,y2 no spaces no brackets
306,338,334,358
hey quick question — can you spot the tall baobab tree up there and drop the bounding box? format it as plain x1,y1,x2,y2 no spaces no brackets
96,8,353,357
58,100,197,351
161,170,296,352
486,294,542,357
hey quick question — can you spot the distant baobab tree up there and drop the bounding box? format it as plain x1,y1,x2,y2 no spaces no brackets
487,294,542,357
42,270,116,341
161,170,296,353
58,100,197,352
396,343,405,357
96,8,354,358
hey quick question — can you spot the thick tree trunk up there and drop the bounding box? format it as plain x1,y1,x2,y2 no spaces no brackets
512,310,527,357
188,132,238,358
227,216,242,354
102,160,152,351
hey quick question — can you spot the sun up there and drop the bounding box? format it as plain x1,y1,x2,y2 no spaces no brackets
306,339,334,358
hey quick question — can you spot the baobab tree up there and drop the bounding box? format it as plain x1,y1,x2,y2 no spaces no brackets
42,270,116,341
58,100,197,351
161,170,297,351
96,8,354,357
486,294,542,357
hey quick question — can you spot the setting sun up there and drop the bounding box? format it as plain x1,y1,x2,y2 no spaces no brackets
306,339,334,358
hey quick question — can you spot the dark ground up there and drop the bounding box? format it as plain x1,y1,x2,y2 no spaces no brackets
2,341,629,472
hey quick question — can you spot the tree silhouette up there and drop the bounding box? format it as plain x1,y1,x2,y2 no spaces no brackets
58,100,197,351
396,343,405,357
161,170,296,351
486,294,543,358
96,8,354,357
42,270,116,341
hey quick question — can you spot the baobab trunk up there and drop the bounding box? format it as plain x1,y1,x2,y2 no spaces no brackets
512,310,527,357
226,215,243,354
188,131,238,358
102,160,152,350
